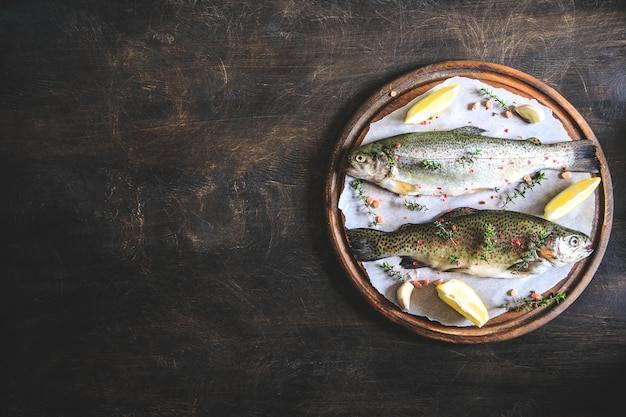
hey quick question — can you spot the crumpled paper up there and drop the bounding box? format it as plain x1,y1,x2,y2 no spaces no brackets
338,76,595,327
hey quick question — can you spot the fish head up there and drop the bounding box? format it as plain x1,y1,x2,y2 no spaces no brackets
541,231,593,267
346,147,393,183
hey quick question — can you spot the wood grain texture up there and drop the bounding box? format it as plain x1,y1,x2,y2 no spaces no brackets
1,0,625,416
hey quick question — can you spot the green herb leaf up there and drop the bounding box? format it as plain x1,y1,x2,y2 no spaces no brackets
479,87,509,110
350,180,380,226
433,219,456,245
422,160,442,171
499,292,566,312
501,171,547,208
381,261,408,281
403,200,428,212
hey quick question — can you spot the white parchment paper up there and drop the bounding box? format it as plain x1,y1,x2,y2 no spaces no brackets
338,76,595,327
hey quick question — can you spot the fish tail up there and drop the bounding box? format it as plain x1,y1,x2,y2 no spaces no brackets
346,228,388,261
567,140,599,173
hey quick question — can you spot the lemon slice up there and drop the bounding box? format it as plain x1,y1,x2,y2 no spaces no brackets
404,83,460,124
544,177,601,220
436,279,489,327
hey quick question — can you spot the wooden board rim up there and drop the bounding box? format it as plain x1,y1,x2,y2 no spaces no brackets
324,60,614,343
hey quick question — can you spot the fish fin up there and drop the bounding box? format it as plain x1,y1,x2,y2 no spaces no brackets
507,260,549,276
445,267,473,275
346,228,386,261
451,126,487,136
399,256,423,269
397,224,419,232
567,140,600,173
380,178,419,195
444,207,478,218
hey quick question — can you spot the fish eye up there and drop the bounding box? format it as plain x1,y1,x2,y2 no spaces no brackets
568,235,581,247
355,153,366,163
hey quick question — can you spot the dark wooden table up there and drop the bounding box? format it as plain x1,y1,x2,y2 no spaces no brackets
2,1,625,416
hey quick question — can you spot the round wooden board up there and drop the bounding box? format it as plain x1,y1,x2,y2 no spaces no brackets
325,60,613,343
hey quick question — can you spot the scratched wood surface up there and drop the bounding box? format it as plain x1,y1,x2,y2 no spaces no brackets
1,1,625,416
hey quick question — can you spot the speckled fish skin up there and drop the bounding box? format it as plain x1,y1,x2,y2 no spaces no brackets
346,126,599,196
346,207,593,278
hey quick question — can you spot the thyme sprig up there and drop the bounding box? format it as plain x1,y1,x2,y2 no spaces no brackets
482,223,497,247
502,171,547,208
350,180,380,226
479,223,497,262
380,261,409,282
434,219,457,245
499,291,566,312
403,200,428,212
480,87,510,110
381,145,397,171
448,254,461,265
513,231,549,273
458,149,482,167
422,160,442,171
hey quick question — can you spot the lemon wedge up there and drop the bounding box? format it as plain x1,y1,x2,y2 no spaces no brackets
543,177,601,220
436,279,489,327
404,83,460,124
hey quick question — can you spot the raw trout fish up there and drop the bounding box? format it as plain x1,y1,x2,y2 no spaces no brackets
346,207,593,278
347,126,599,196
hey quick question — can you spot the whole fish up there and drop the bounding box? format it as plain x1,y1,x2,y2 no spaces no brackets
346,207,593,278
347,126,599,196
